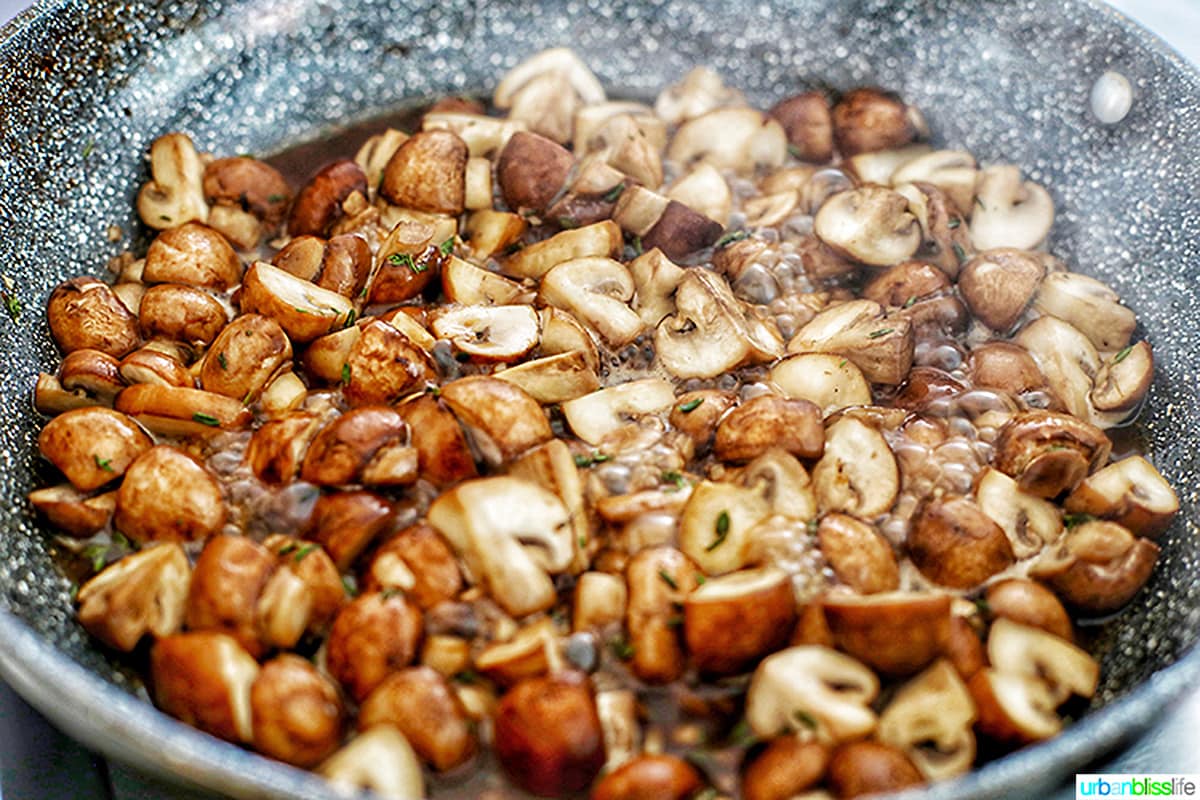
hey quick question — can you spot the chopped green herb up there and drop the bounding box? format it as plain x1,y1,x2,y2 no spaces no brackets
438,236,455,256
381,587,403,600
192,412,220,427
341,363,352,385
608,636,635,661
574,451,610,468
217,352,228,370
973,597,991,616
388,252,417,270
602,182,627,203
695,573,706,585
947,217,961,229
666,615,684,628
342,309,357,329
706,510,731,551
1113,345,1134,364
975,195,987,210
557,215,579,229
112,531,133,551
715,229,750,248
83,543,107,573
902,295,918,309
242,390,254,406
657,569,678,590
837,358,848,368
729,718,758,747
277,542,299,556
578,534,588,549
341,576,358,596
806,518,819,535
787,143,804,159
630,235,643,256
68,582,79,602
94,455,113,472
693,787,719,800
82,139,95,158
662,470,687,490
952,242,967,264
293,543,317,563
424,383,442,397
453,669,479,684
793,709,819,730
677,397,703,413
359,284,370,299
4,294,19,323
266,193,287,203
867,328,894,339
293,306,309,314
1063,512,1096,528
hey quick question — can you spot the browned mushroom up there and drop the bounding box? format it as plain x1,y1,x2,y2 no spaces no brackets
47,277,142,357
358,666,476,771
1031,519,1160,613
907,497,1015,589
593,754,705,800
326,591,424,702
832,88,921,156
289,159,368,237
992,411,1112,498
251,655,344,767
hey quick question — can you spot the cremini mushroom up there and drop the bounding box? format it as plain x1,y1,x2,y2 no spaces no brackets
244,411,322,485
593,754,705,800
684,566,795,675
27,484,116,538
821,593,952,676
203,156,292,247
47,277,142,357
832,88,922,156
678,479,771,575
992,410,1111,498
273,233,372,299
494,48,606,144
57,349,125,405
1013,315,1103,421
359,666,476,771
1091,341,1153,413
239,262,355,343
185,534,276,656
1033,271,1136,352
746,645,880,743
299,406,409,487
740,448,818,522
462,209,528,262
974,467,1063,559
560,378,675,445
200,313,292,402
494,350,601,404
811,416,900,518
1031,519,1160,613
441,254,530,306
641,199,725,260
119,344,193,388
305,490,394,572
817,514,900,594
439,376,553,465
893,181,972,279
742,738,830,800
251,654,344,768
969,164,1054,251
381,129,469,215
987,618,1099,705
985,579,1074,642
966,341,1051,396
288,159,368,238
786,299,914,385
111,446,224,544
325,591,424,702
318,725,425,800
654,66,744,125
826,740,925,798
907,497,1016,589
813,187,921,266
770,353,873,416
668,107,787,175
37,406,152,491
539,257,644,347
150,632,259,744
502,220,623,280
713,394,824,463
590,113,666,190
668,389,736,451
878,659,977,781
1064,455,1179,538
666,162,732,227
362,523,463,610
395,394,478,487
475,618,559,686
624,546,700,683
430,304,540,363
770,90,834,163
76,543,190,651
143,222,242,290
138,283,229,347
891,149,978,215
572,571,628,632
137,132,209,230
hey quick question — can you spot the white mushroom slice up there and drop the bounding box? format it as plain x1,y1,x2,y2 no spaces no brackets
560,378,675,445
540,307,600,370
878,660,977,781
355,128,409,193
668,108,788,175
812,416,899,518
441,256,531,306
593,114,665,189
463,210,528,262
464,156,492,210
506,70,579,145
422,112,527,157
891,149,978,214
656,269,783,380
813,187,921,266
1032,271,1136,352
1091,341,1153,413
1065,455,1179,539
494,48,606,109
987,618,1099,704
319,726,425,800
1014,315,1100,421
678,480,771,575
746,646,880,744
240,262,354,344
654,66,745,126
76,543,191,652
428,476,573,617
975,467,1063,559
494,351,600,405
843,144,931,186
629,247,687,329
573,101,664,153
430,305,540,362
573,573,628,632
539,257,643,347
137,133,209,230
503,220,623,281
612,186,671,237
510,439,590,572
744,191,799,228
379,309,438,354
665,163,732,227
971,668,1063,742
741,449,817,522
787,299,914,385
970,165,1054,251
770,353,873,416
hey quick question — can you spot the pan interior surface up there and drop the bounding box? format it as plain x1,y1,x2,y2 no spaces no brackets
1,0,1198,797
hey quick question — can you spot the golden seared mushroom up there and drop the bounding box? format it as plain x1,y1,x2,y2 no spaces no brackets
908,497,1016,590
143,222,241,290
359,666,477,771
967,341,1051,396
76,543,190,651
892,367,967,411
37,406,152,491
462,209,528,261
114,384,252,438
150,632,259,744
473,618,559,687
746,645,880,743
369,221,449,304
811,416,900,518
861,258,951,309
821,593,952,676
423,109,526,157
326,591,424,703
970,164,1055,251
985,579,1074,641
47,277,142,357
612,185,671,237
640,200,725,261
656,269,783,379
305,490,394,572
429,476,573,617
826,740,924,799
303,406,413,487
510,439,590,559
493,671,606,796
787,300,914,385
396,394,478,487
742,738,830,800
1065,455,1179,538
1033,271,1136,352
363,523,463,610
203,156,292,245
1091,341,1154,413
288,159,368,237
891,149,978,215
667,389,735,451
877,659,976,781
138,284,229,347
119,344,193,389
200,314,292,401
442,254,530,306
343,320,434,408
380,129,468,215
244,411,322,485
27,485,116,538
539,257,643,347
502,220,623,280
814,187,921,267
494,48,606,144
957,248,1046,333
495,350,602,405
678,479,771,575
623,546,700,683
770,353,873,416
713,394,824,463
137,132,209,230
319,725,425,800
355,127,408,190
239,262,355,343
668,107,788,174
573,571,628,632
496,130,575,213
992,410,1112,498
274,234,373,299
892,181,972,279
251,655,344,768
431,304,540,363
968,668,1063,744
58,349,125,406
114,445,225,544
439,376,553,465
770,90,834,163
1031,519,1160,613
263,534,346,635
33,372,97,416
592,754,705,800
817,514,900,594
974,467,1063,559
740,448,818,521
561,377,675,445
625,247,684,329
988,618,1100,706
831,88,921,156
586,112,666,190
185,534,276,656
684,566,796,675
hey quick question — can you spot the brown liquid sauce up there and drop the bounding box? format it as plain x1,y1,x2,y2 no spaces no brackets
54,101,1149,798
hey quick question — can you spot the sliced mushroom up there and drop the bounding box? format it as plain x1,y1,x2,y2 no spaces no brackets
474,618,559,687
494,49,605,142
817,514,899,594
423,111,526,157
428,476,572,617
76,543,190,651
395,394,478,487
826,740,924,798
974,467,1063,559
992,410,1111,498
654,66,744,125
678,479,771,575
987,617,1099,704
560,378,675,445
150,632,259,743
244,411,322,485
462,209,528,261
746,645,879,743
714,394,824,463
740,448,818,522
985,579,1073,642
591,113,665,190
832,88,921,156
968,668,1063,744
821,593,951,676
1091,341,1153,413
381,130,468,215
37,406,152,491
684,566,795,675
185,534,276,656
573,100,665,154
509,439,590,566
1031,519,1160,613
288,159,368,238
494,350,601,404
318,725,425,800
893,181,972,279
878,659,976,781
1064,455,1178,538
625,546,700,683
539,257,644,347
811,416,899,518
786,300,914,385
439,376,553,465
1014,315,1102,421
908,497,1015,589
814,187,921,267
203,156,292,245
441,254,531,306
27,484,116,538
300,406,407,486
668,107,787,175
770,354,873,416
1033,271,1136,352
119,344,192,388
325,591,424,702
47,277,142,358
969,164,1054,251
843,144,930,186
502,220,623,280
430,304,540,363
251,655,344,768
666,162,732,227
137,132,209,230
239,262,355,343
359,666,476,771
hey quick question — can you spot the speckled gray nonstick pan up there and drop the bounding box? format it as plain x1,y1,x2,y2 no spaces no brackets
1,0,1198,798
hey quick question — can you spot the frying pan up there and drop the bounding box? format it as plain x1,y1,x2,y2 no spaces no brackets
1,0,1198,798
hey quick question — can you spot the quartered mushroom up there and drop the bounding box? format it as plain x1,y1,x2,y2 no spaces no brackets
539,257,643,347
151,632,259,744
992,410,1111,498
741,738,830,800
890,149,978,215
359,667,476,771
439,376,553,465
974,467,1063,559
811,416,900,518
1064,455,1179,538
878,659,977,781
76,543,191,651
985,579,1074,642
969,165,1054,251
1032,271,1136,352
240,262,355,343
251,655,345,768
787,299,914,385
907,497,1016,589
654,66,744,126
683,566,795,675
813,187,921,267
817,513,900,594
380,129,469,215
821,593,952,677
625,546,700,683
325,591,424,702
769,90,834,163
502,220,623,280
38,406,152,491
746,645,880,744
666,162,733,227
27,484,116,538
319,725,425,800
668,107,788,175
203,156,292,247
494,48,606,144
831,88,923,156
1030,519,1160,613
288,159,368,238
137,132,209,230
713,394,824,463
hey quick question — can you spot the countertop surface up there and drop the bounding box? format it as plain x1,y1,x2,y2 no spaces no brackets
2,0,1199,798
